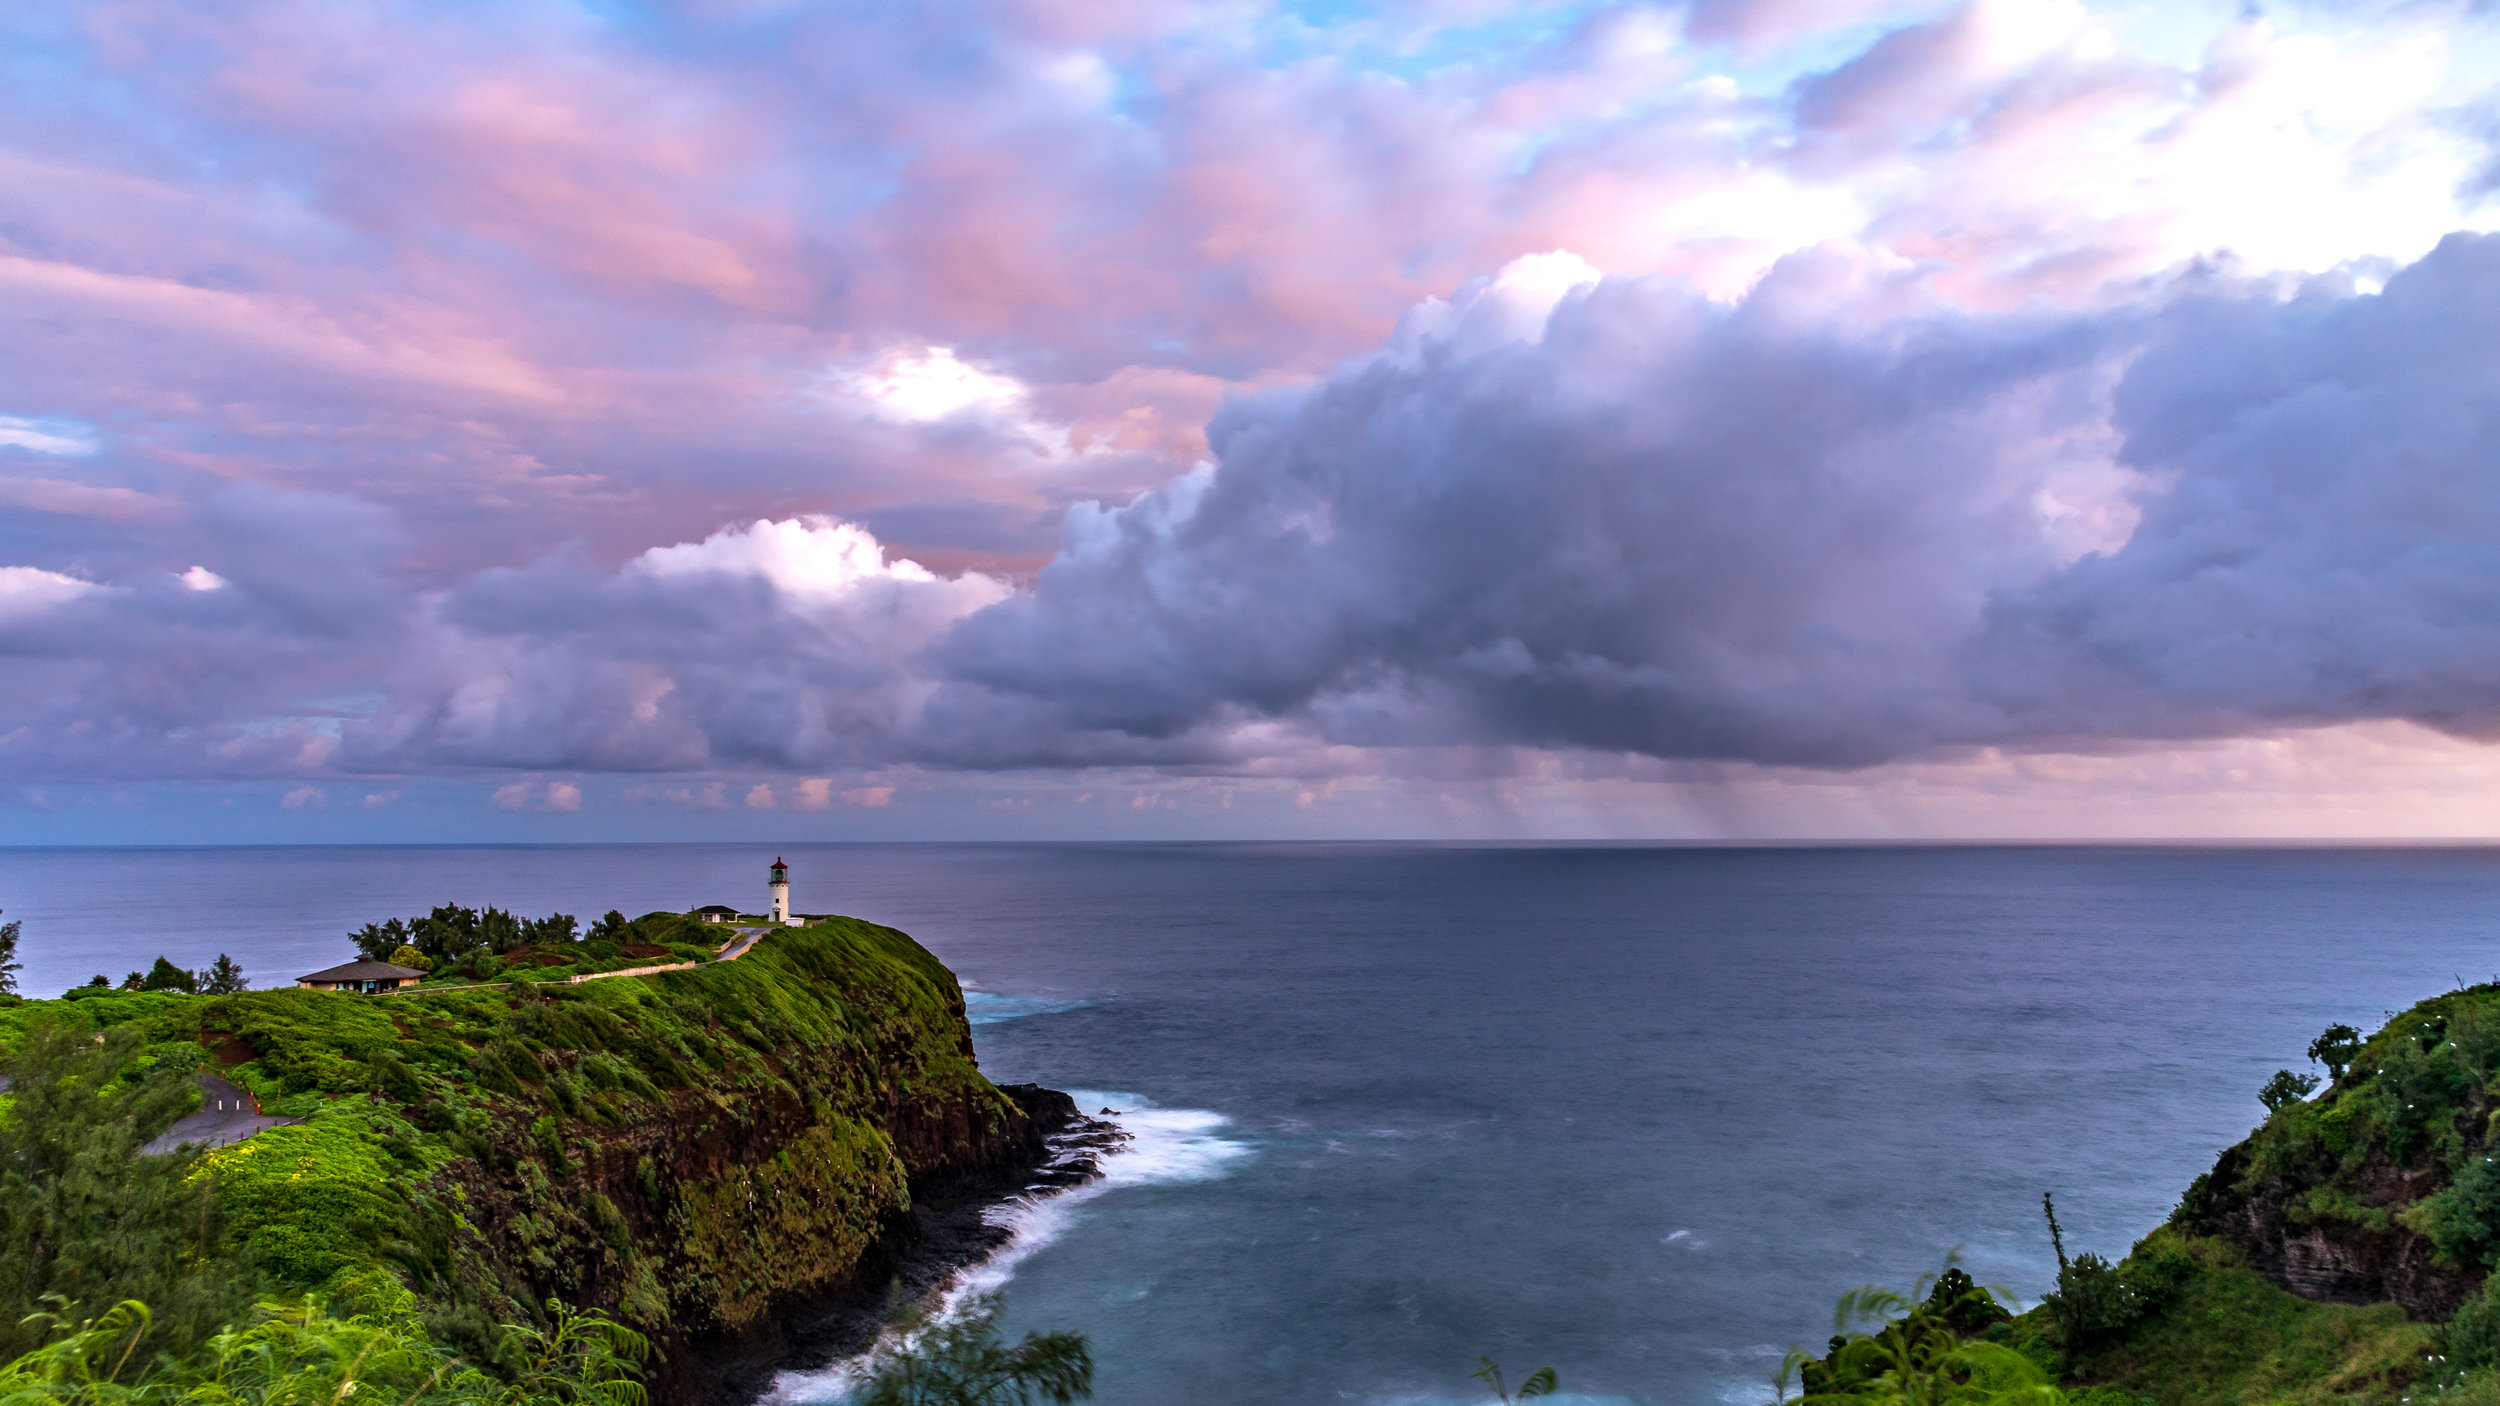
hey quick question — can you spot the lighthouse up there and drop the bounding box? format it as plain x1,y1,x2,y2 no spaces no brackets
769,857,791,924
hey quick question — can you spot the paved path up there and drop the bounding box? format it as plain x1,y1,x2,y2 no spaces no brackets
141,1072,297,1155
561,924,776,986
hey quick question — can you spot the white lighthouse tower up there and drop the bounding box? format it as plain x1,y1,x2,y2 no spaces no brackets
769,857,791,925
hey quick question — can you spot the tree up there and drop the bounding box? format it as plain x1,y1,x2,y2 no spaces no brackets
0,910,20,997
351,918,411,962
196,955,249,996
2260,1069,2320,1113
855,1296,1092,1406
389,945,435,973
2039,1191,2121,1348
118,972,145,991
587,911,630,944
414,905,484,967
2308,1023,2364,1082
482,908,527,956
141,958,196,994
1473,1359,1557,1403
530,912,580,946
0,1022,251,1360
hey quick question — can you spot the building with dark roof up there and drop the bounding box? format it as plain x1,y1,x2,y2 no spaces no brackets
693,904,740,922
296,959,427,994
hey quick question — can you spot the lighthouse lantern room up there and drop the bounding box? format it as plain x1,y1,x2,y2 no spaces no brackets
770,857,791,924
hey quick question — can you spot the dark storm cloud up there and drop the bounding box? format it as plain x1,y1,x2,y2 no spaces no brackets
11,236,2500,785
912,236,2500,769
0,484,407,780
1970,233,2500,743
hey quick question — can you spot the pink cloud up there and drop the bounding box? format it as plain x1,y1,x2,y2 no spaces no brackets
0,0,2494,828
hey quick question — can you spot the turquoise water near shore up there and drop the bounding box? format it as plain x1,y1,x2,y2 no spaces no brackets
7,843,2500,1404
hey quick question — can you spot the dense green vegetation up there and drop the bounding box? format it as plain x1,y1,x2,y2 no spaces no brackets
0,1021,242,1360
2086,981,2500,1403
0,1285,653,1406
1789,981,2500,1406
0,910,1046,1406
1789,1251,2445,1406
341,908,728,987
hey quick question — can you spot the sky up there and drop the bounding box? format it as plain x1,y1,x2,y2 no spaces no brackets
8,0,2500,842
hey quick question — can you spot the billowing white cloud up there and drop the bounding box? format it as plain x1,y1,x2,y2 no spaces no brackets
346,516,1010,773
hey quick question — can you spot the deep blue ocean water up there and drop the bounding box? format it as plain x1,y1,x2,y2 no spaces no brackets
7,843,2500,1405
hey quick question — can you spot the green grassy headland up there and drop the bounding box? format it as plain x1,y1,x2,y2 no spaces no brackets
0,910,1047,1399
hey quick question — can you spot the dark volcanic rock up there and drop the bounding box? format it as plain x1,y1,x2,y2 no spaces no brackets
2190,1124,2483,1321
678,1087,1127,1406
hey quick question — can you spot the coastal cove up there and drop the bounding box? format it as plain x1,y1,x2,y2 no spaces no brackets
11,843,2500,1404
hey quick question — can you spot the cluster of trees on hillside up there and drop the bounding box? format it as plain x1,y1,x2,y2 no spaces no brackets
343,906,720,984
61,955,250,1000
350,905,605,970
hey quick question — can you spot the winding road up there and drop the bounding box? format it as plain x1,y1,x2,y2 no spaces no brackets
140,1072,299,1155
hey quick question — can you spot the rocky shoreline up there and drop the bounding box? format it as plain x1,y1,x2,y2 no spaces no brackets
687,1085,1130,1406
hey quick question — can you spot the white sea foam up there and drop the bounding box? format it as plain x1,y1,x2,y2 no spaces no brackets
961,990,1092,1025
765,1090,1248,1404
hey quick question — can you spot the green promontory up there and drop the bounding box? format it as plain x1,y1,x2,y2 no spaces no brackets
0,914,1061,1404
1982,984,2500,1406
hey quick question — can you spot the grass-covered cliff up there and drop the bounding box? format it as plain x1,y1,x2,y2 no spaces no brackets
2031,981,2500,1406
0,913,1062,1403
1800,983,2500,1406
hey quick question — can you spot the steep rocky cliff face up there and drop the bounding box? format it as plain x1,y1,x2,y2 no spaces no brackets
2187,1136,2481,1320
2,917,1074,1404
2168,988,2500,1324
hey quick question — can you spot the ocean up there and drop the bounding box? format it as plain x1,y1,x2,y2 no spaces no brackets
6,843,2498,1405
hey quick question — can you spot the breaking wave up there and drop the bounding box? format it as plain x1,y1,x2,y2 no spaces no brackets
764,1090,1248,1403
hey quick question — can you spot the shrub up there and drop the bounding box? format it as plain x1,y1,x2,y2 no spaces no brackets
2260,1069,2320,1113
141,959,195,994
855,1295,1092,1406
2448,1275,2500,1372
2403,1151,2500,1268
2309,1023,2364,1081
0,1281,651,1406
1793,1274,2050,1405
